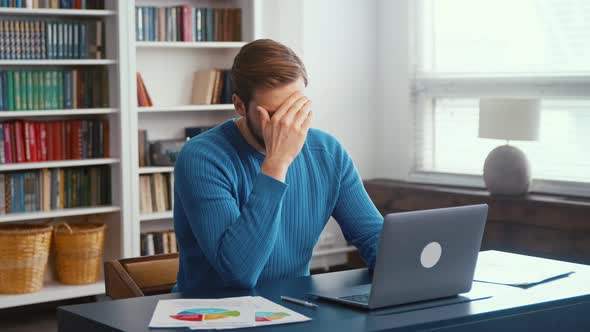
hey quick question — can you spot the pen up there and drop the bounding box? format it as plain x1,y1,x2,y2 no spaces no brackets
280,296,319,308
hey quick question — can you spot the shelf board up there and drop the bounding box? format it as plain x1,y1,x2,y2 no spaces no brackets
138,166,174,174
0,279,104,309
138,104,234,113
0,158,120,172
0,59,116,66
136,41,247,49
312,246,357,257
0,108,117,118
0,206,120,223
0,8,116,17
140,211,173,221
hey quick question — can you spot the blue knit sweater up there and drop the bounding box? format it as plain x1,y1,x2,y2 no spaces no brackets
173,119,383,291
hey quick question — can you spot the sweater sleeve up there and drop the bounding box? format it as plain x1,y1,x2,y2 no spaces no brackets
331,145,383,269
175,145,288,288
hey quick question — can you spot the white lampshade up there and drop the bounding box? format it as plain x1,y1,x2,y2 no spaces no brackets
479,98,541,141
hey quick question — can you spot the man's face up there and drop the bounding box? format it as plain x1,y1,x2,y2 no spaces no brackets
244,78,306,148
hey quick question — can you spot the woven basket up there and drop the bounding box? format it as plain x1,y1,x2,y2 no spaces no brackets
53,223,106,285
0,224,53,294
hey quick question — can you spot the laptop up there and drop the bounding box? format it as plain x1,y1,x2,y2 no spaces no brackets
309,204,488,309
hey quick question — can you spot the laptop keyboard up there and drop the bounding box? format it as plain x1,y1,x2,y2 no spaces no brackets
339,293,370,304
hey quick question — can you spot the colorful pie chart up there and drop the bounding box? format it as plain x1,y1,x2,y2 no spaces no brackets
170,308,240,322
255,311,290,322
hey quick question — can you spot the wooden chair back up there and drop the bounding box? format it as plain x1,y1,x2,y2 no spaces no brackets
104,253,179,299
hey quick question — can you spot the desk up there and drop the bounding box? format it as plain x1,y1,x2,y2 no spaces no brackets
58,252,590,331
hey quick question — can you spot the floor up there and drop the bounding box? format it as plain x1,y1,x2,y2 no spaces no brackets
0,296,100,332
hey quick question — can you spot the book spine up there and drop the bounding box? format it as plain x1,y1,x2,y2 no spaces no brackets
39,122,47,161
182,5,192,42
26,70,33,110
79,21,87,59
33,122,40,161
3,123,12,163
135,7,141,41
0,71,4,111
0,126,4,164
57,21,63,59
46,21,52,59
14,121,24,162
64,69,72,109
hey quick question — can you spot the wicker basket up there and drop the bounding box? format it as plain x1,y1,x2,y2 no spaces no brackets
53,223,106,285
0,224,53,294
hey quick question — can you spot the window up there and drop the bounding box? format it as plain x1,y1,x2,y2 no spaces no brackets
413,0,590,190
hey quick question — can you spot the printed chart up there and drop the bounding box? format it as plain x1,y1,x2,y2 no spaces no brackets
255,311,290,322
171,308,241,322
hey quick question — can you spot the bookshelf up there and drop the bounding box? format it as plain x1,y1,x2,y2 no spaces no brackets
138,166,174,174
0,279,105,309
0,108,118,118
128,0,261,257
136,41,247,49
0,158,119,171
138,104,234,113
0,8,116,17
0,2,133,307
0,59,117,65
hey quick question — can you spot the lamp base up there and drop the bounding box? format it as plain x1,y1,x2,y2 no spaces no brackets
483,145,531,196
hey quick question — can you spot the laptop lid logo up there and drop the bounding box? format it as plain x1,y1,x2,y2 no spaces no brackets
420,242,442,268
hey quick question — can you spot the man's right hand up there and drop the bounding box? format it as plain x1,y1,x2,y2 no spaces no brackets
259,92,313,182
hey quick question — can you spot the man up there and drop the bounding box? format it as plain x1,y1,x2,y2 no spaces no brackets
174,39,383,291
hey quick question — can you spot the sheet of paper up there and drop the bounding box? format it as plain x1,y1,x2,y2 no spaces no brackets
149,296,255,329
474,250,575,287
190,296,311,330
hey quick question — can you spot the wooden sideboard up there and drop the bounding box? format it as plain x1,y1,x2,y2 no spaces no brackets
362,179,590,265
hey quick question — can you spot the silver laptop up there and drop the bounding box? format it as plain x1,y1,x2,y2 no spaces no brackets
309,204,488,309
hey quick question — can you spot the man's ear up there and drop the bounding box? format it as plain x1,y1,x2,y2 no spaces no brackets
232,94,246,117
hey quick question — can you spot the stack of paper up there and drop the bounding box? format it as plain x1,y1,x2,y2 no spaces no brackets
149,296,311,330
474,250,575,289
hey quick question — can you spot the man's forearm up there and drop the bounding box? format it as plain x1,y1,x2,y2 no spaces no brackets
261,158,289,182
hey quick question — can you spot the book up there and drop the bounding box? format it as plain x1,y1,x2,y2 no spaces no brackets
139,173,173,214
135,6,242,42
191,69,217,105
138,129,148,167
141,230,178,256
1,165,110,214
0,18,101,59
0,68,108,111
0,119,109,163
136,72,153,107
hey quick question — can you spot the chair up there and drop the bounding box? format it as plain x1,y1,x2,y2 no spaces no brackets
104,253,179,300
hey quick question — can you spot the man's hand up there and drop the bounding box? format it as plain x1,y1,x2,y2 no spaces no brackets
260,92,313,182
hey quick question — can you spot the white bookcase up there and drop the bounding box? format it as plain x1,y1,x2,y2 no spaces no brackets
0,0,353,309
0,2,133,309
126,0,261,257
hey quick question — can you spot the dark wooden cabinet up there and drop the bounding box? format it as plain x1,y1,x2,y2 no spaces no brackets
363,179,590,264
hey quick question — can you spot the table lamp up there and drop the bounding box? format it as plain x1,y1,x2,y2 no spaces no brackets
479,98,540,196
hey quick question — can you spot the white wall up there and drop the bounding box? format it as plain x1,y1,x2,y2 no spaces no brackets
260,0,379,179
374,0,413,180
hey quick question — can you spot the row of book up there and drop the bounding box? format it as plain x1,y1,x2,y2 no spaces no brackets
0,165,111,214
0,0,105,9
0,68,109,111
0,119,109,163
141,230,178,256
0,19,104,60
139,172,173,214
191,69,232,105
136,6,242,42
